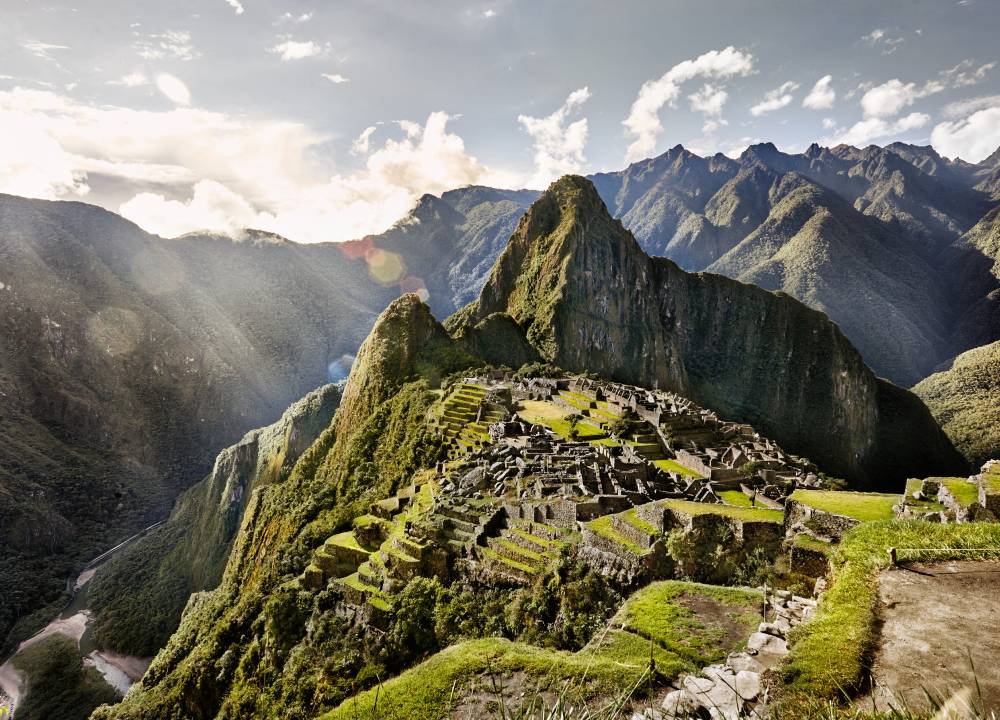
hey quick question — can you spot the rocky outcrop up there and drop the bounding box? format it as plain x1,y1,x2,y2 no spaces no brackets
449,176,965,486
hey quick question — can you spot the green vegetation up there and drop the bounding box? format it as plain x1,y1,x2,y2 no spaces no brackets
783,521,1000,702
660,499,783,524
933,477,980,508
985,464,1000,493
11,635,118,720
901,478,945,514
618,581,760,663
793,534,834,555
322,580,763,720
718,489,753,507
586,515,646,555
789,489,899,522
913,340,1000,468
518,400,606,441
652,458,703,478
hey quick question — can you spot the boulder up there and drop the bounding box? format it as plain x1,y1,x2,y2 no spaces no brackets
735,670,761,701
747,632,788,655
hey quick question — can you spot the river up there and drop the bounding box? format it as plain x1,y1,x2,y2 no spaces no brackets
0,521,164,714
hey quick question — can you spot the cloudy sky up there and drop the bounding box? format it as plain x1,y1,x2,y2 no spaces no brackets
1,0,998,242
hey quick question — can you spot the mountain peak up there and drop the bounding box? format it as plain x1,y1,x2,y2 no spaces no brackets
337,293,470,432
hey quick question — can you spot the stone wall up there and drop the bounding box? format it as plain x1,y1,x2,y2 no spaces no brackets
782,498,859,541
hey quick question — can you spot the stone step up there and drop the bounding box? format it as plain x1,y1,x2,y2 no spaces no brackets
508,519,564,541
437,505,481,525
357,560,383,588
478,546,537,583
500,528,553,552
488,536,545,569
610,511,658,550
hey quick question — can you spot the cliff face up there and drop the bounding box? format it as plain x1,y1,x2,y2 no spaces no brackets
452,176,964,485
86,384,341,656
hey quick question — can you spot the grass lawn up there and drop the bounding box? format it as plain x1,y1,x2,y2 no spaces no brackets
718,489,753,507
652,458,704,478
660,499,783,524
323,581,764,720
789,489,899,522
933,476,980,507
327,530,365,551
901,479,945,513
782,521,1000,703
518,400,606,441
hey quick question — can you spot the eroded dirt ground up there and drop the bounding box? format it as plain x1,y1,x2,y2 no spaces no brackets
865,560,1000,714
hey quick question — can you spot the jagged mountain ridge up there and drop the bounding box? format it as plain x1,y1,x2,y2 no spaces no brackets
448,175,963,484
355,141,999,387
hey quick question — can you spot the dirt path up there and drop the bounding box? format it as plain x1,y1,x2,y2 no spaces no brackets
864,560,1000,713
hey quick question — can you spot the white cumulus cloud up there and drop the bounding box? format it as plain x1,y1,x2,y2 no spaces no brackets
803,75,836,110
269,39,327,61
352,125,378,155
623,46,754,162
518,87,591,188
225,0,245,15
111,72,149,88
322,73,349,84
750,81,799,116
861,78,944,118
828,112,930,147
931,104,1000,162
0,88,517,243
156,74,191,105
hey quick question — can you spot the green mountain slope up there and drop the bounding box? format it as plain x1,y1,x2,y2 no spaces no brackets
448,175,964,485
92,293,475,720
707,177,950,385
86,383,341,656
913,340,1000,468
0,195,395,647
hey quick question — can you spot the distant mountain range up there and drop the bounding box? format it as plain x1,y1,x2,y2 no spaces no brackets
362,142,1000,387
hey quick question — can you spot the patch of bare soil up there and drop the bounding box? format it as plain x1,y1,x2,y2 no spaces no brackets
677,594,757,653
451,671,561,720
864,560,1000,714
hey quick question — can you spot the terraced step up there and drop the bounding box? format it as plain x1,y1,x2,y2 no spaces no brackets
508,519,565,541
438,505,481,525
478,546,539,582
358,560,383,588
610,509,660,550
583,515,649,557
338,572,392,611
391,534,425,558
501,528,555,553
488,537,546,569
